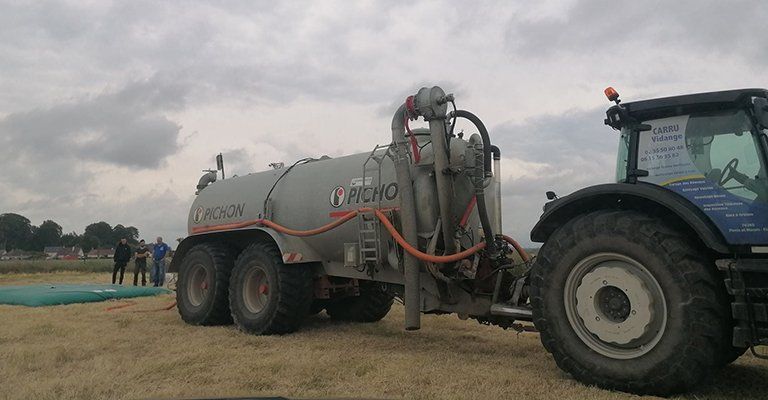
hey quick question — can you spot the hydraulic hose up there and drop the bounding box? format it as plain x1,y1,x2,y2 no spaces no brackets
452,110,492,176
501,235,530,263
190,208,531,264
452,110,497,255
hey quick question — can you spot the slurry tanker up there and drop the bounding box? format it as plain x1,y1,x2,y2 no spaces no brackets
170,86,768,395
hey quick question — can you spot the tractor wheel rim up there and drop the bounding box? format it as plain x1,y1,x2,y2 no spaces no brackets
243,265,269,314
187,263,209,307
564,252,667,359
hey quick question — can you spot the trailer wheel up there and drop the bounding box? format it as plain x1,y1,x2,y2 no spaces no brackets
176,243,234,326
530,210,729,396
326,282,394,322
228,241,313,334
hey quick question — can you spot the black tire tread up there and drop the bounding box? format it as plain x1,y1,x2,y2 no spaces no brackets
177,242,233,326
530,209,729,395
230,241,313,334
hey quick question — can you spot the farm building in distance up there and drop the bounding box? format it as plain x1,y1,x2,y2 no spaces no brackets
1,250,35,261
87,248,114,259
43,247,84,260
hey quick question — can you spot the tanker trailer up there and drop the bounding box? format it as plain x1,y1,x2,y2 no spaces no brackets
170,85,531,334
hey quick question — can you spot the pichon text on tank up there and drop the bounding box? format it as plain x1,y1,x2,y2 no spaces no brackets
193,203,246,223
329,182,398,208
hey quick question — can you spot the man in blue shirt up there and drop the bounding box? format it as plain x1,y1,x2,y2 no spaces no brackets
152,236,172,287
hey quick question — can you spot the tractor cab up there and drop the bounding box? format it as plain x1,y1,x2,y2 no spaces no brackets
607,88,768,246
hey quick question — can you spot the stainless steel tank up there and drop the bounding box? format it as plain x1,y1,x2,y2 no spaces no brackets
187,133,489,265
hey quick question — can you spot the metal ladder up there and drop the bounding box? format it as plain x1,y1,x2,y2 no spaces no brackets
357,210,381,271
355,144,391,275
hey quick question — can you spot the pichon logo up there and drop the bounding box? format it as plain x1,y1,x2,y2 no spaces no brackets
192,203,246,224
330,186,346,208
193,207,204,223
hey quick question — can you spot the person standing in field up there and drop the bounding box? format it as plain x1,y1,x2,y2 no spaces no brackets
152,236,171,287
133,239,150,286
112,238,132,285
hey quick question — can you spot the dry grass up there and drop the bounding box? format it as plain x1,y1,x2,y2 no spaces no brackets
0,272,766,400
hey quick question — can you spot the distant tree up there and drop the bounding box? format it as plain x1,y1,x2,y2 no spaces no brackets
0,213,33,251
84,221,113,247
112,224,139,245
61,232,80,247
80,235,99,254
30,220,63,251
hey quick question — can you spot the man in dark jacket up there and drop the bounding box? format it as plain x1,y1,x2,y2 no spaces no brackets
133,239,150,286
112,238,132,285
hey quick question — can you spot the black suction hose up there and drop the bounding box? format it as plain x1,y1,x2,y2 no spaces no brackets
451,110,497,255
452,110,492,176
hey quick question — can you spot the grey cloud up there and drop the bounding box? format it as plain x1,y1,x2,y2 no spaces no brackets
0,77,185,169
493,107,614,165
506,0,768,63
0,76,186,204
493,108,619,245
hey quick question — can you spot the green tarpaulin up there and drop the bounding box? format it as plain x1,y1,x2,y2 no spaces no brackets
0,284,171,307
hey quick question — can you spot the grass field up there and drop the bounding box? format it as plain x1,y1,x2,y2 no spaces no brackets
0,259,113,275
1,269,767,400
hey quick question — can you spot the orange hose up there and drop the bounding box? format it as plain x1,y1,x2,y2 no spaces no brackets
459,196,477,228
130,301,178,312
373,209,486,263
501,234,531,262
191,207,529,265
105,300,137,311
191,219,267,234
259,211,359,237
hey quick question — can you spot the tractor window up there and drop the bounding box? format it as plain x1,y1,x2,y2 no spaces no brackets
686,110,768,202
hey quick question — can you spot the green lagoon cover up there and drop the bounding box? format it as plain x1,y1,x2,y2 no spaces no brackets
0,284,171,307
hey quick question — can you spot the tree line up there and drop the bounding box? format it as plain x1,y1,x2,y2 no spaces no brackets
0,213,140,253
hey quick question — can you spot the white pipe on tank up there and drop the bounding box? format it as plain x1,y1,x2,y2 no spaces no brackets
493,157,502,235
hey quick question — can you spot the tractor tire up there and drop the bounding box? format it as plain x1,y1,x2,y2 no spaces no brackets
228,241,313,334
326,281,394,322
176,243,234,326
530,210,730,396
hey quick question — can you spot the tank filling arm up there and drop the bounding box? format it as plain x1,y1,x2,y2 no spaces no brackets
413,87,458,255
390,102,422,331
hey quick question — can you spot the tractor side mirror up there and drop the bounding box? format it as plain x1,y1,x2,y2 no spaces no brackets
753,97,768,129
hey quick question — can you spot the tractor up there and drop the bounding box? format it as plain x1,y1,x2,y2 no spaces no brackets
530,87,768,394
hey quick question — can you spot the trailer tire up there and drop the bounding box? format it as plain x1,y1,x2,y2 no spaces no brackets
326,282,394,322
530,210,729,396
229,241,313,334
176,243,234,326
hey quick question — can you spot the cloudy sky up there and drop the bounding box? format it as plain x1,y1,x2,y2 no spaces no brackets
1,0,767,246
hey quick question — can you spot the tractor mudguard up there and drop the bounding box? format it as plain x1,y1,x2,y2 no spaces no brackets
169,227,322,273
530,182,730,254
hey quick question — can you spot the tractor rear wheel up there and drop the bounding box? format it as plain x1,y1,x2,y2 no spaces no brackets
228,241,313,334
176,243,234,326
326,281,394,322
530,210,729,396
